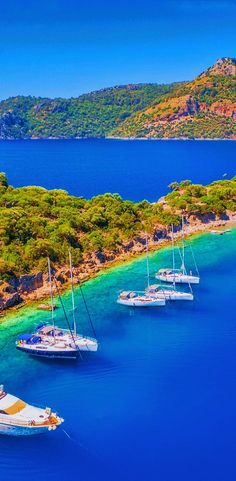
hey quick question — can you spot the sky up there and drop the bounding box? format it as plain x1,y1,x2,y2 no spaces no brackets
0,0,235,99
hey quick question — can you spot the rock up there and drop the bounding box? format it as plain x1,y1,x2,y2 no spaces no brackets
18,272,43,293
135,237,146,245
123,241,134,251
0,292,22,311
95,251,107,263
153,229,168,241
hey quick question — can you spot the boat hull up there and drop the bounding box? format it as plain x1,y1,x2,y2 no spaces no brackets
16,345,78,359
117,298,165,307
156,274,200,285
0,423,57,436
76,342,98,352
156,291,194,301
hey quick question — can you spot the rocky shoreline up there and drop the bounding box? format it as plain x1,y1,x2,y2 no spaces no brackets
0,213,235,315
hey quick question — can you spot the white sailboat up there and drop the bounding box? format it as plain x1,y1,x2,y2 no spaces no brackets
36,251,98,352
117,234,166,307
16,258,80,359
146,284,193,301
0,385,63,436
156,217,200,285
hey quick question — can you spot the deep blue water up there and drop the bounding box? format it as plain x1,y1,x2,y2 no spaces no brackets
0,231,236,481
0,139,236,480
0,139,235,200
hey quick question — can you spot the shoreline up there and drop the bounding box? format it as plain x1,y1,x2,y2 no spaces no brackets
1,215,235,320
0,137,236,142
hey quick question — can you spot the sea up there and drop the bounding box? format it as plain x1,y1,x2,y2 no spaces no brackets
0,140,236,481
0,139,235,201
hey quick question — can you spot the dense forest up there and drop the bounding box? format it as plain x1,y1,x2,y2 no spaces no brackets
0,172,235,281
0,58,235,139
0,84,176,139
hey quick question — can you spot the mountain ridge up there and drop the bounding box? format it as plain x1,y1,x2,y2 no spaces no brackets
111,58,236,139
0,58,235,140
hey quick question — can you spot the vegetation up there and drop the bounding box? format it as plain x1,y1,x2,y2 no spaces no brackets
0,58,235,140
0,173,235,280
0,84,177,139
111,58,236,139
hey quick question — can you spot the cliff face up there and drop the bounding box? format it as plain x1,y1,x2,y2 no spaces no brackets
200,57,236,78
111,58,236,139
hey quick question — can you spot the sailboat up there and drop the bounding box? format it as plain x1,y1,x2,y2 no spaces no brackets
16,258,80,359
0,385,63,436
156,217,200,285
149,225,194,300
36,251,98,352
117,234,166,307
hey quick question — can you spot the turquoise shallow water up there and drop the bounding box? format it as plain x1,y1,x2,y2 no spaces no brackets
0,230,236,481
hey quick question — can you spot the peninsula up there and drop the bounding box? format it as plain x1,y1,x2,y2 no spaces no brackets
0,173,235,311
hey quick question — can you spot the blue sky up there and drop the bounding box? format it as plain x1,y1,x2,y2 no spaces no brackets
0,0,235,99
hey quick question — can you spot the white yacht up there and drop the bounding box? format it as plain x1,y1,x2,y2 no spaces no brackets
16,258,80,359
36,325,98,352
156,218,200,285
117,290,165,307
16,333,80,359
35,250,98,352
0,385,63,436
146,284,193,301
117,234,166,307
156,268,199,285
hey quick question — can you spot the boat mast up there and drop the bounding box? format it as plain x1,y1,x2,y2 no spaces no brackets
171,224,176,288
69,249,77,337
145,233,150,289
181,214,186,275
47,257,55,338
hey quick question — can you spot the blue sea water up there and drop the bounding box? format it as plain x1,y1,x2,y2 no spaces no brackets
0,139,235,201
0,139,236,480
0,230,236,481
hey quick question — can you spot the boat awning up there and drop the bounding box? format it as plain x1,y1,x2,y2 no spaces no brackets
39,326,54,335
18,334,33,342
158,269,173,274
18,334,42,344
120,291,136,299
3,399,27,415
36,323,47,331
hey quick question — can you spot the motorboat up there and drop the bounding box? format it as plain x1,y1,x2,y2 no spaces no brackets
0,385,63,435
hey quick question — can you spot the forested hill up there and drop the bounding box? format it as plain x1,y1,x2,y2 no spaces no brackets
0,84,177,139
0,172,235,279
112,58,236,139
0,57,235,139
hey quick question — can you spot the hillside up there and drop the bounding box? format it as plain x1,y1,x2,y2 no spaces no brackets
0,84,177,139
0,172,235,310
111,58,236,139
0,58,235,139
